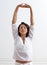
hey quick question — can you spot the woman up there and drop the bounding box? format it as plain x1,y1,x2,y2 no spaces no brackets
12,3,34,65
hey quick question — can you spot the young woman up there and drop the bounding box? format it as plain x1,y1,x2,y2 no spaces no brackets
12,3,34,65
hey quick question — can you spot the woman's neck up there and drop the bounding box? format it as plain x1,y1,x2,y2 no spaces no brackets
21,34,26,39
21,35,26,44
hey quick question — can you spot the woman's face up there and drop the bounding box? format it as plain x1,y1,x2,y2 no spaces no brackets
19,24,28,36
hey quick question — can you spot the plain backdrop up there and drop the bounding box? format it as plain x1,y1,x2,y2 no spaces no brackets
0,0,47,65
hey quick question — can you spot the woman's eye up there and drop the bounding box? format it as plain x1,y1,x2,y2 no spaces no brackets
20,26,26,29
24,27,26,29
21,27,23,28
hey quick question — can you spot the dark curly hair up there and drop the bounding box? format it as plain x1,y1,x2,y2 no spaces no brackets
18,22,30,37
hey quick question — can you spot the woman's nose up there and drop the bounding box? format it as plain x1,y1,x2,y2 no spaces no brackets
22,27,24,29
22,27,24,30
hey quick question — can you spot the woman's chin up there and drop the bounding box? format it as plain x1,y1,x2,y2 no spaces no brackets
21,33,26,36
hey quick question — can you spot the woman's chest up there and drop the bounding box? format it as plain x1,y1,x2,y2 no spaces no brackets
15,36,32,51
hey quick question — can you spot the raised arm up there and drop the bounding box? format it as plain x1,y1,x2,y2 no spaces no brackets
20,3,34,26
12,3,34,25
30,7,34,26
18,3,34,25
12,5,20,24
18,3,34,26
12,3,29,24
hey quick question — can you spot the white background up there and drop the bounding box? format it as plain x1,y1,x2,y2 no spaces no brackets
0,0,47,65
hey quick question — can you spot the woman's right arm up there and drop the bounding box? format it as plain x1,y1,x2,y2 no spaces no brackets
12,4,26,40
12,5,20,24
12,5,20,40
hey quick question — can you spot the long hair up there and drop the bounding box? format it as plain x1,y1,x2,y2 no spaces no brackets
18,22,30,37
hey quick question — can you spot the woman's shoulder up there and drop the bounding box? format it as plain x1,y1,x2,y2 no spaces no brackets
26,36,32,42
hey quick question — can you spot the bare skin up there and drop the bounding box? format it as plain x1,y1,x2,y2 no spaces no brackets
12,3,34,64
19,24,28,43
12,3,34,25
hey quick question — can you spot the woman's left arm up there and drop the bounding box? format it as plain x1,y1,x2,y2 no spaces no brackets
29,6,34,39
30,7,34,26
